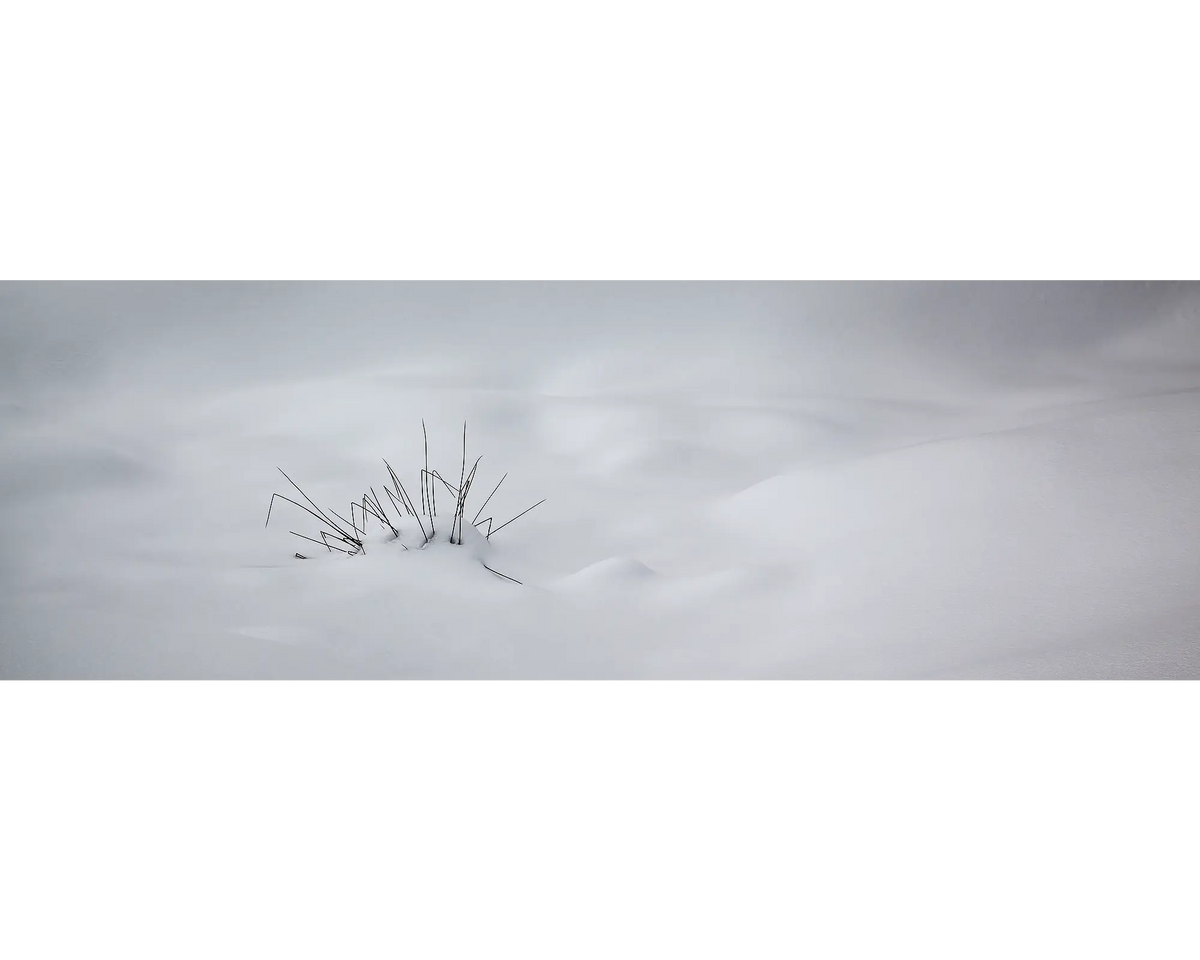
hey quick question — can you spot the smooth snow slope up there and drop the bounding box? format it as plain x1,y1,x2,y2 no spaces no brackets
1,282,1198,678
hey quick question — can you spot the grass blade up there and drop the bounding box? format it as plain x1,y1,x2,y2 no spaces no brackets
472,472,506,524
488,499,546,539
278,468,354,541
329,510,364,552
367,487,399,537
421,419,430,519
481,562,522,585
382,460,413,515
388,472,428,543
456,421,467,542
454,456,482,543
291,531,347,554
267,493,351,540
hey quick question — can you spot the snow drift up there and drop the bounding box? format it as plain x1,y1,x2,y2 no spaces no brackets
1,282,1198,678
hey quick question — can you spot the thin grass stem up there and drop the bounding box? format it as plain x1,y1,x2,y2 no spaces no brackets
487,499,547,539
481,562,522,585
472,473,506,524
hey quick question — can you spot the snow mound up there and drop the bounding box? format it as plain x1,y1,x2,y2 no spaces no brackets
706,390,1200,677
555,557,658,591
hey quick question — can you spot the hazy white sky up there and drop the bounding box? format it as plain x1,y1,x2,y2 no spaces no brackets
3,282,1196,409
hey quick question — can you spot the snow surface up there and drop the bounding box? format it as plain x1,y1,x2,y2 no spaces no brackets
2,281,1199,677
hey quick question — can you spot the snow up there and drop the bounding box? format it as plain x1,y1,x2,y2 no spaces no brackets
2,281,1198,677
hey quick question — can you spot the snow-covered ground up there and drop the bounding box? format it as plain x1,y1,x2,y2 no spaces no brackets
2,282,1198,677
